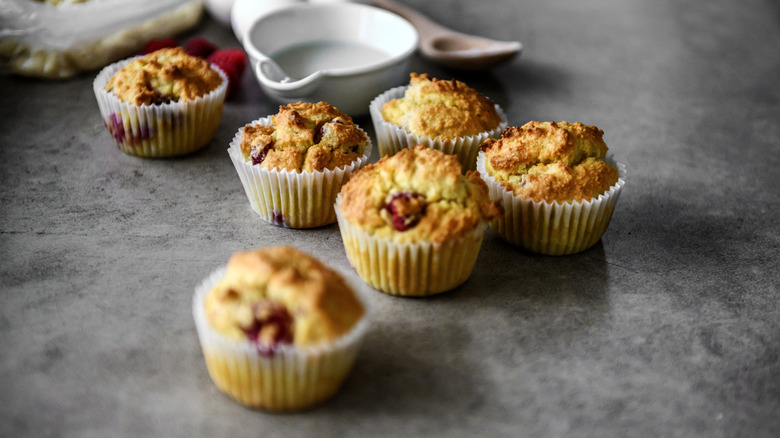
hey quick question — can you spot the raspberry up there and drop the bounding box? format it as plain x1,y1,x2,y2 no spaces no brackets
140,37,177,55
207,49,247,97
108,113,125,144
183,37,217,59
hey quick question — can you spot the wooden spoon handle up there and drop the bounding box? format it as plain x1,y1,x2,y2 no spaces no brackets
372,0,450,40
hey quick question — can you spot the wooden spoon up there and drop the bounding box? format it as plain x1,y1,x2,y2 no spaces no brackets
372,0,522,70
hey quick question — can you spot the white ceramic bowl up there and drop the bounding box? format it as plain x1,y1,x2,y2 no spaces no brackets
242,2,418,116
204,0,235,26
230,0,306,42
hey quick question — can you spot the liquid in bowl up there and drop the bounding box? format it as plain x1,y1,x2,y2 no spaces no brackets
271,41,391,80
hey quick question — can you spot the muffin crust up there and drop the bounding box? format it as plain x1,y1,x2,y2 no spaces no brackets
204,246,364,348
481,121,619,203
381,73,502,139
339,145,502,243
105,47,222,105
240,102,368,172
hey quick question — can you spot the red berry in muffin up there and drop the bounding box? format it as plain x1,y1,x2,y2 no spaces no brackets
384,192,427,231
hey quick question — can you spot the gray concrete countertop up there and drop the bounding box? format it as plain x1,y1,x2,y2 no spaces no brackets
1,0,778,437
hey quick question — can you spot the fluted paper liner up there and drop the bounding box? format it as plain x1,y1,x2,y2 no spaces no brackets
477,152,627,255
228,117,373,228
193,267,372,412
369,85,507,171
335,194,489,297
94,56,228,157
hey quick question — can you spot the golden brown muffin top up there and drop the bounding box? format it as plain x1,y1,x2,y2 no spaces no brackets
481,121,619,203
204,246,365,352
380,73,502,139
339,145,502,244
240,102,368,173
105,47,222,106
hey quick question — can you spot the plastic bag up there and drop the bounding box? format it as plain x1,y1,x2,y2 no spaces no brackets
0,0,203,78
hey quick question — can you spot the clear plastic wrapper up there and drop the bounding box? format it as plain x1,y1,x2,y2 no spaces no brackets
0,0,203,78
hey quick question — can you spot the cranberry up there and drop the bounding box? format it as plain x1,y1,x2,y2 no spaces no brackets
383,192,427,231
314,119,345,144
250,143,272,165
271,211,285,226
107,114,153,146
138,123,151,141
242,301,294,357
109,113,125,144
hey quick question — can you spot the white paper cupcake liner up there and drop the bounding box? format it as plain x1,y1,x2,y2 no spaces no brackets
477,152,627,255
93,56,228,157
369,85,507,171
192,266,373,412
335,194,489,296
228,117,373,228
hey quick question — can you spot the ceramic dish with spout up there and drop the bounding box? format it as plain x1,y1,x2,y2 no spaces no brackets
241,2,418,116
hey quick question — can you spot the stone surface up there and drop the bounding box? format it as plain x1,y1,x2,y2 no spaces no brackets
1,0,778,437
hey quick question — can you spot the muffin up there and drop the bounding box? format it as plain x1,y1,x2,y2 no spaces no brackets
477,121,627,255
336,145,503,296
369,73,506,170
192,246,372,412
93,47,228,157
228,101,372,228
